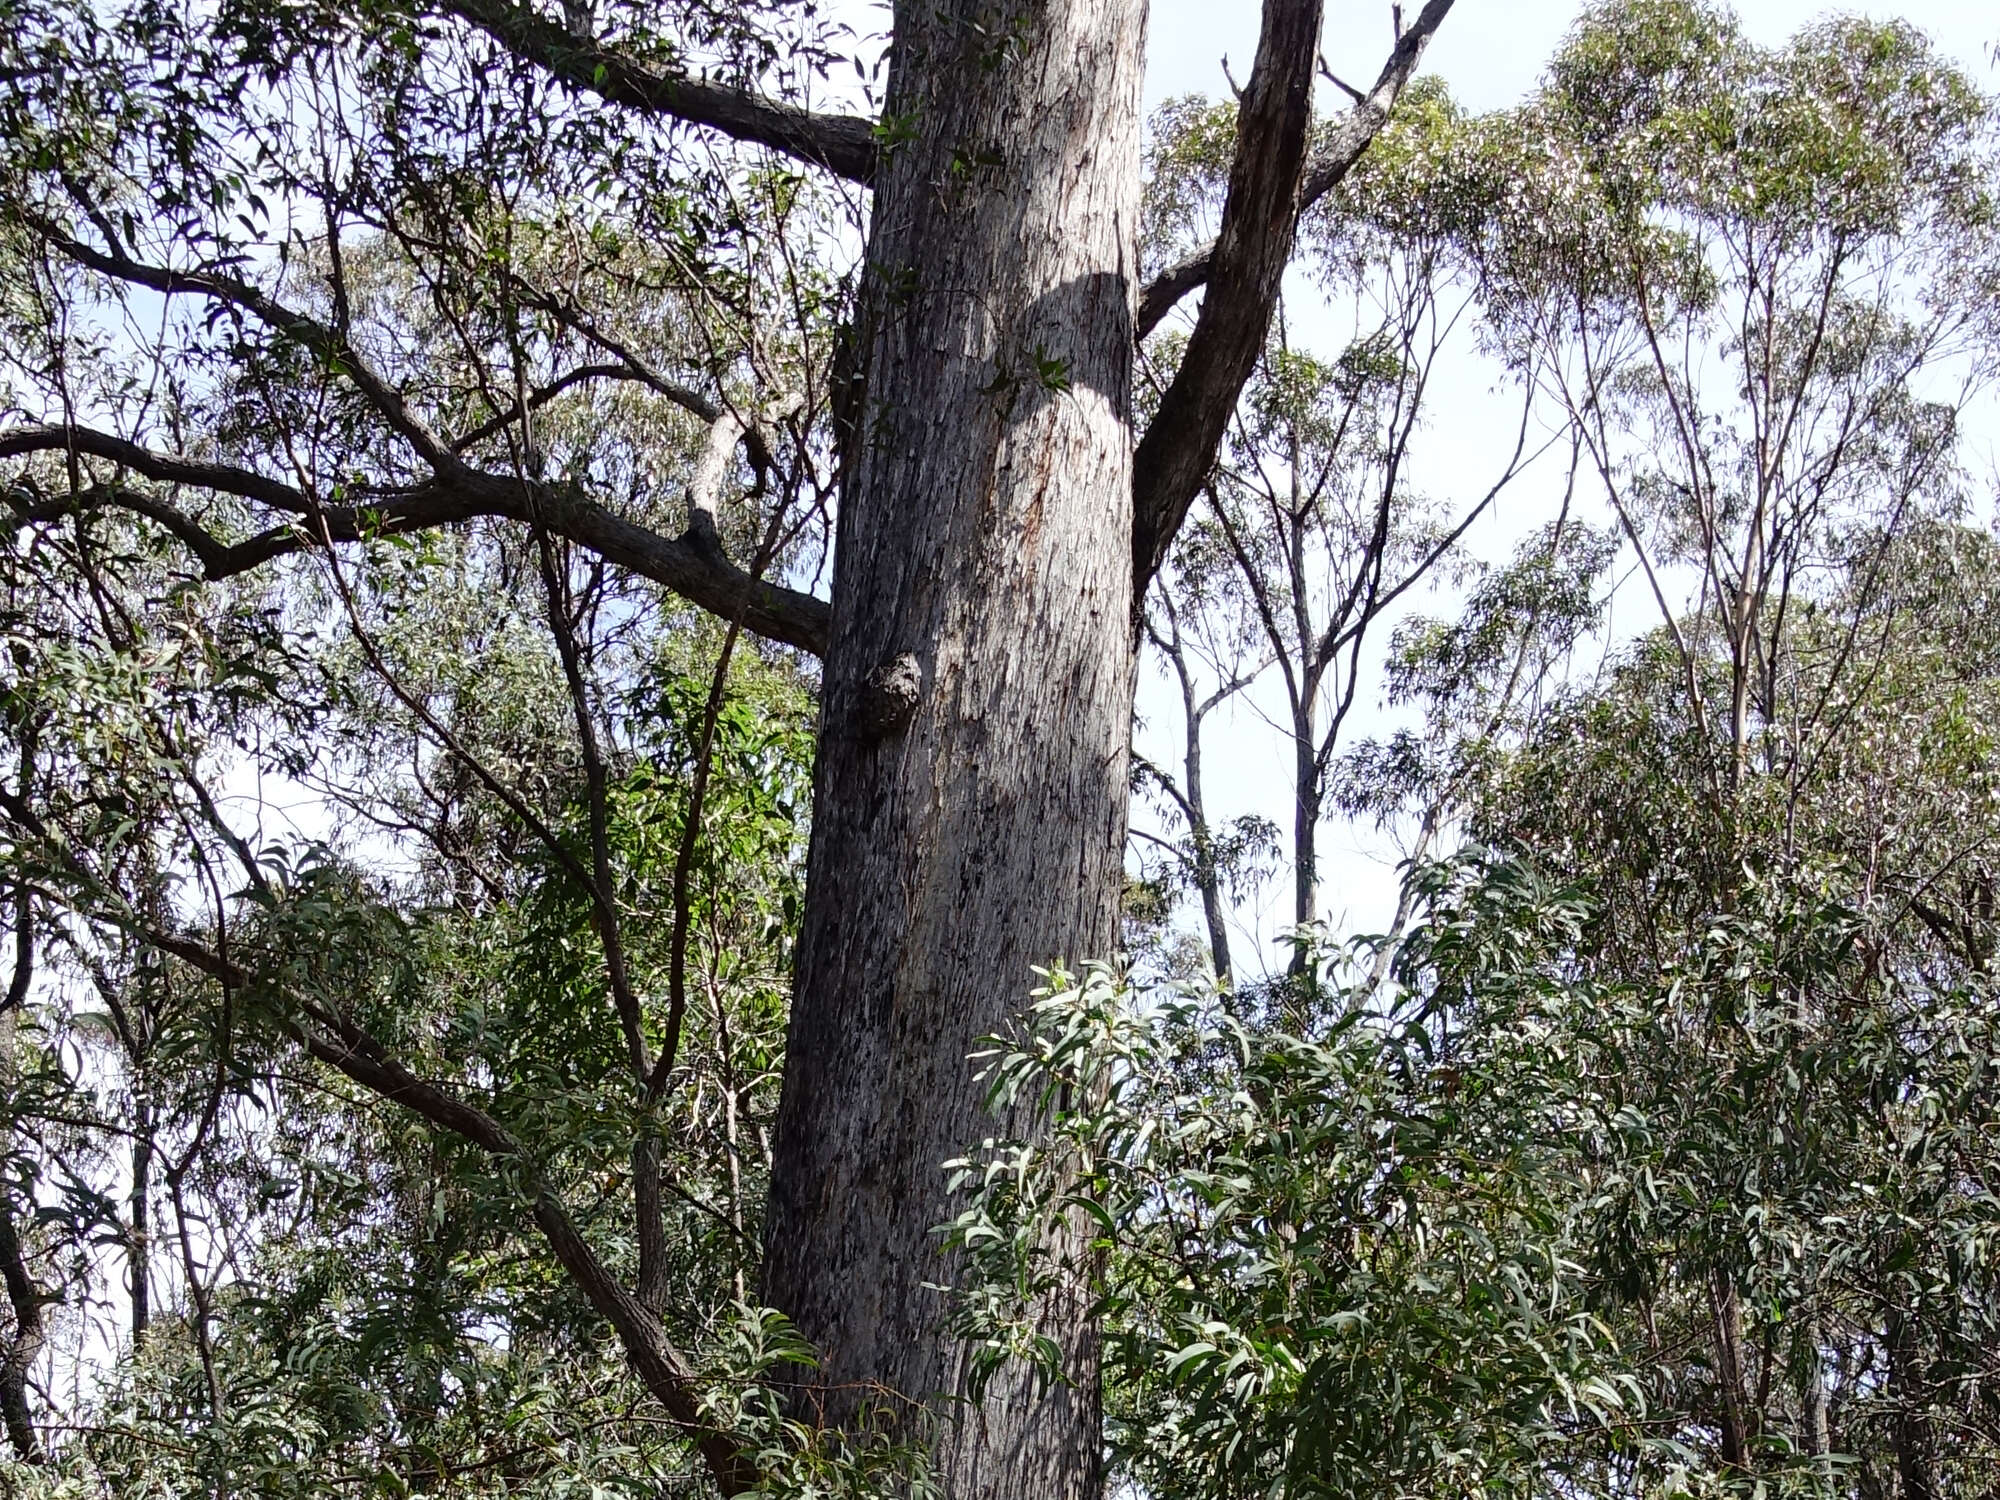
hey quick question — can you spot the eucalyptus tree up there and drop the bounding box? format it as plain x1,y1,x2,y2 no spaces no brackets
1137,80,1555,986
1462,522,2000,1495
0,0,1461,1494
1424,4,2000,1484
1089,6,2000,1493
1471,0,1997,818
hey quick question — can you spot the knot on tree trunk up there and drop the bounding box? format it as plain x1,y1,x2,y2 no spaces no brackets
857,652,922,741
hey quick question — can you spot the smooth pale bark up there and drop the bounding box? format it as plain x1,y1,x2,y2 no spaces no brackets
763,1,1144,1496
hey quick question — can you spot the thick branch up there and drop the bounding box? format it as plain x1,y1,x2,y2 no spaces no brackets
0,424,308,512
1133,0,1455,341
1129,0,1333,602
1,425,832,655
436,0,876,182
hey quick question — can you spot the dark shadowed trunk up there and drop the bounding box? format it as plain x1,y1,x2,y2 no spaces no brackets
130,1099,151,1348
1888,1310,1940,1500
762,1,1144,1495
1710,1268,1752,1474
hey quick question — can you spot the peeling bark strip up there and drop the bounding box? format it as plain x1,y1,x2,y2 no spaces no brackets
764,3,1145,1497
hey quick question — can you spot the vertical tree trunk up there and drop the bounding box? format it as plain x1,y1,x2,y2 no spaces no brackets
1185,716,1233,987
1293,724,1319,935
1288,699,1320,980
1888,1310,1940,1500
1710,1268,1753,1474
130,1098,152,1348
763,2,1143,1497
0,1006,43,1463
1802,1314,1831,1477
1160,606,1233,986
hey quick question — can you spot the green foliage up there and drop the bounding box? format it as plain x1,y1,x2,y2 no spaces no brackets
944,920,1641,1500
0,0,1997,1495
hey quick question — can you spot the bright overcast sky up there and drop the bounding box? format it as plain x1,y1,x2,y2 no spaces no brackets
1145,0,1997,114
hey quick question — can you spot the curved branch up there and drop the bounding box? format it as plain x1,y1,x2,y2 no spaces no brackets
1134,0,1455,341
31,215,464,472
436,0,876,182
99,921,754,1494
0,425,308,512
1,425,833,655
450,362,774,472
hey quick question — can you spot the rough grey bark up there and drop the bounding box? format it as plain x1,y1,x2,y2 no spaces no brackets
762,2,1144,1496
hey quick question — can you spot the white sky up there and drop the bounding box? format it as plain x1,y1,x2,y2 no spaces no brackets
1131,1,2000,977
1147,0,1996,113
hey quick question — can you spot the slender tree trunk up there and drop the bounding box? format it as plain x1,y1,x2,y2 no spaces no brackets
763,2,1143,1497
0,1007,42,1463
1164,611,1232,987
1288,697,1320,978
1887,1310,1939,1500
1186,727,1233,988
1293,729,1318,932
0,1208,41,1463
130,1096,152,1348
1710,1267,1753,1474
0,875,43,1463
1802,1314,1830,1472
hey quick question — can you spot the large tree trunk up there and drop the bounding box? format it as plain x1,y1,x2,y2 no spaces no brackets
763,1,1144,1497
